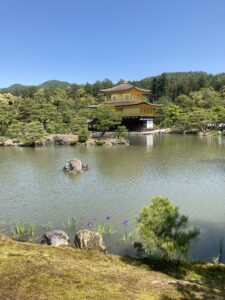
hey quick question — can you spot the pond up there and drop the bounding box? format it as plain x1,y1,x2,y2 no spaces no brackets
0,134,225,261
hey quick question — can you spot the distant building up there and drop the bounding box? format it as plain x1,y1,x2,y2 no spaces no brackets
87,81,161,131
100,81,160,130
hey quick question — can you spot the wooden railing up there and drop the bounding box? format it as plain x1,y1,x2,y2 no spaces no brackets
118,109,156,117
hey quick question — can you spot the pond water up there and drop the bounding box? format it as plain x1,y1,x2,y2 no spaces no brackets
0,134,225,261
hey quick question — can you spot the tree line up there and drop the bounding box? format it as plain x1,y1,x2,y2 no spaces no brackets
0,72,225,144
0,86,122,145
2,72,225,102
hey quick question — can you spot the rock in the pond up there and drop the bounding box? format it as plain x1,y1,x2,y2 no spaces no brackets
74,229,107,254
110,138,129,146
41,230,70,246
81,162,88,171
53,135,65,145
63,159,88,173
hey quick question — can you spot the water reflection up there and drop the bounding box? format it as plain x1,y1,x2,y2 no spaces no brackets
190,220,225,263
0,135,225,261
146,134,154,149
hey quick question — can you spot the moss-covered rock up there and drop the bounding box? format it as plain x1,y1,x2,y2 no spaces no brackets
95,139,106,146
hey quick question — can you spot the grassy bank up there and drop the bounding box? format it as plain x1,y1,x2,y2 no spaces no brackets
0,234,225,299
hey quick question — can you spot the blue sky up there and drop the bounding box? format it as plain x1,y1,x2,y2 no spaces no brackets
0,0,225,87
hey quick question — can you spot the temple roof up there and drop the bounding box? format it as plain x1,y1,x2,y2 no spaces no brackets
86,102,161,108
100,82,150,94
105,101,161,107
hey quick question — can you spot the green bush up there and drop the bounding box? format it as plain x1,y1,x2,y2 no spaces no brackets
116,125,128,139
78,127,90,143
137,196,200,260
0,136,6,143
92,106,122,133
47,121,69,134
95,139,106,146
7,121,46,145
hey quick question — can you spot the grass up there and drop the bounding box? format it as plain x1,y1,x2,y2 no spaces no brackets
0,233,225,299
11,223,36,242
62,217,80,232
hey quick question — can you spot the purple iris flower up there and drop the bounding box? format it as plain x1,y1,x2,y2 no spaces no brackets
106,216,111,221
123,219,128,227
87,221,93,228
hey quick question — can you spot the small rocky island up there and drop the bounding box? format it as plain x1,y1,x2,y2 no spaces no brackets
63,159,88,173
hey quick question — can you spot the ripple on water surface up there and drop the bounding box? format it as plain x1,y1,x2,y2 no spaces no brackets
0,135,225,260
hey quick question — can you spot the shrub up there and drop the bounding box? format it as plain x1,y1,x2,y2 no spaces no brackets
7,121,46,145
47,121,69,134
78,127,90,143
137,196,200,260
116,125,128,139
92,106,122,133
95,139,106,146
22,122,46,145
0,136,6,143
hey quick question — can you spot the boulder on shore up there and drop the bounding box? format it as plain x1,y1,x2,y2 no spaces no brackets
3,139,23,147
41,230,69,246
63,159,88,173
39,134,78,146
74,229,107,254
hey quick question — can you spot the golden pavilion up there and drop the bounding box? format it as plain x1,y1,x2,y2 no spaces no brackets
100,81,160,130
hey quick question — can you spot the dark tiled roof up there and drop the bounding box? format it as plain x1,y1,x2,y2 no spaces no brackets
100,83,150,93
105,101,161,107
86,102,162,109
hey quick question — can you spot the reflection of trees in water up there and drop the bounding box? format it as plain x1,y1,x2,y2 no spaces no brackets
93,135,225,179
199,158,225,174
93,145,151,178
190,220,225,263
159,220,225,300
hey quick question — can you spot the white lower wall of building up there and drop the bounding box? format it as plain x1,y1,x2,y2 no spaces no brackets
146,119,153,129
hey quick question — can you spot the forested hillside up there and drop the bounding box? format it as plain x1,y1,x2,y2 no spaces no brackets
2,72,225,101
0,72,225,145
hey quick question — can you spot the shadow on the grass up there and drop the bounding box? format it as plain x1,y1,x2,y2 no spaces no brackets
121,255,225,300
